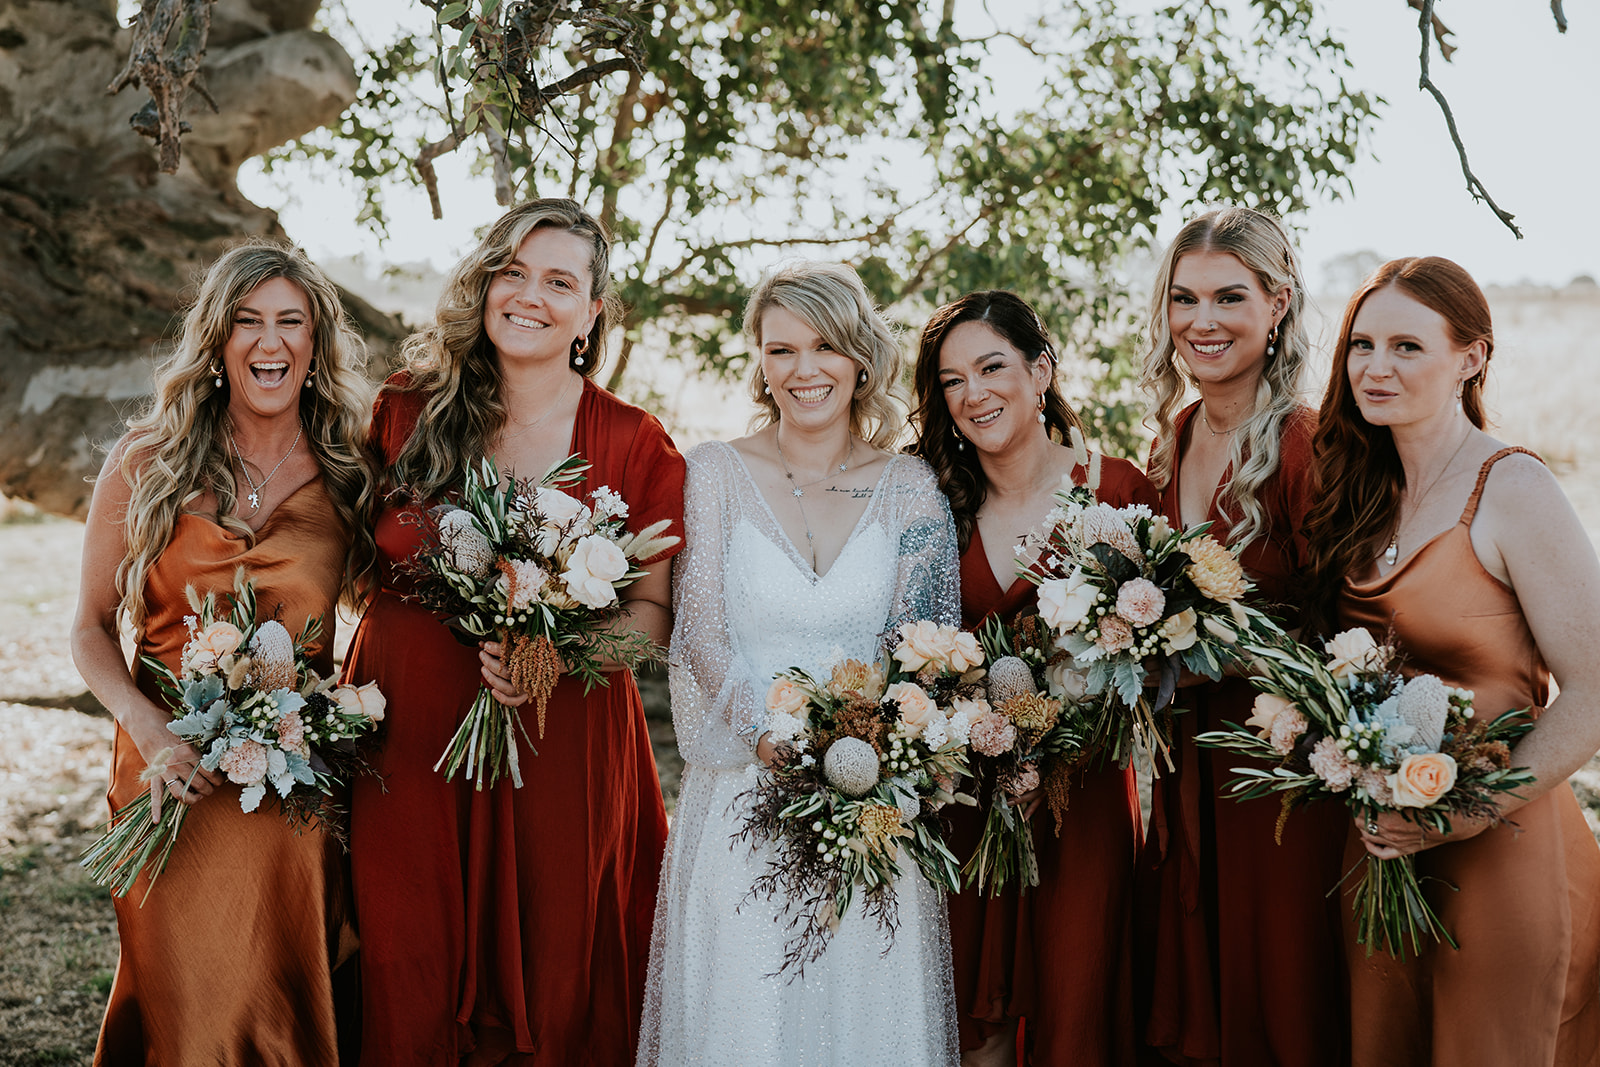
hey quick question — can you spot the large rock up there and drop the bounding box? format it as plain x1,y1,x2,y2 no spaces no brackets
0,0,399,518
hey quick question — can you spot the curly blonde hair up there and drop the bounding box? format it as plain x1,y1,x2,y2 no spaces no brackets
115,240,377,638
1138,207,1309,547
742,261,906,450
387,198,619,501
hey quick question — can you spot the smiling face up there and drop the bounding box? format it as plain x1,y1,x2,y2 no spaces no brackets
220,276,314,424
759,305,860,435
1346,285,1485,431
1167,249,1288,389
482,226,603,370
936,320,1051,454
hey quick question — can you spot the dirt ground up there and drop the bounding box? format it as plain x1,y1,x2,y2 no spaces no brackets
2,456,1598,1062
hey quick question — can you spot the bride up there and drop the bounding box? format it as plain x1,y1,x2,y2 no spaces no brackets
637,262,960,1065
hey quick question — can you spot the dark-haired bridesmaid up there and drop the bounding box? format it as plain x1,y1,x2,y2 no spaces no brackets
1305,255,1600,1066
1133,207,1349,1067
911,290,1156,1067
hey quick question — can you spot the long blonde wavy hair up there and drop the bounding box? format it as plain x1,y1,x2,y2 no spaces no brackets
115,241,377,638
743,261,906,450
387,199,619,501
1139,207,1309,547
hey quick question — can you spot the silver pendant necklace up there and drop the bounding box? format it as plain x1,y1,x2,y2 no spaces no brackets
774,430,855,570
227,421,302,513
1384,426,1473,566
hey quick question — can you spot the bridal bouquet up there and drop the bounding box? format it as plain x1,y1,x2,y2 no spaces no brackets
1023,482,1280,767
81,574,386,902
401,456,677,788
961,613,1093,896
738,621,980,975
1195,627,1536,956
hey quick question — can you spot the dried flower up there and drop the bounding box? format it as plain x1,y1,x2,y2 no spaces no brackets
499,558,549,613
856,802,909,853
1397,674,1451,753
438,509,494,578
1079,504,1143,562
505,632,562,737
985,656,1036,706
998,691,1061,746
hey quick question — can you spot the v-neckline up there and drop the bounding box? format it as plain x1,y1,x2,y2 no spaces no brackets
721,442,898,581
1173,403,1231,532
178,476,321,538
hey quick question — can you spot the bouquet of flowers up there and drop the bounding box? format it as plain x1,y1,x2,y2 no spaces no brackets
1023,481,1281,768
960,612,1094,896
737,620,981,975
1195,627,1536,956
400,456,678,788
81,574,386,902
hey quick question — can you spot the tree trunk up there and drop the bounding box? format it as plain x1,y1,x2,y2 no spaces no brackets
0,0,402,517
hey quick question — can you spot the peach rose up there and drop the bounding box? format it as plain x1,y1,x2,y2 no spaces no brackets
885,681,939,733
183,620,245,673
894,620,949,673
331,681,387,722
947,630,984,673
766,677,809,717
1389,752,1458,808
1325,628,1385,681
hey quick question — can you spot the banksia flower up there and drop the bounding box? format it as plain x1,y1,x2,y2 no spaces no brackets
249,620,297,691
986,656,1035,706
1079,504,1142,563
505,632,562,737
439,509,494,579
1397,674,1450,753
823,737,879,797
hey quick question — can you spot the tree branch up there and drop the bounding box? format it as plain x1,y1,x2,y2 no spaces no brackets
1551,1,1569,33
1405,0,1456,60
1415,0,1520,237
106,0,218,173
416,131,460,220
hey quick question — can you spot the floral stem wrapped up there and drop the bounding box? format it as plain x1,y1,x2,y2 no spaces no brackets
1195,627,1536,957
80,572,386,902
736,621,982,976
961,613,1093,896
400,455,678,789
1024,482,1282,771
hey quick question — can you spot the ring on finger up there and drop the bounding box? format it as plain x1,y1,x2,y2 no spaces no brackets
1364,817,1379,835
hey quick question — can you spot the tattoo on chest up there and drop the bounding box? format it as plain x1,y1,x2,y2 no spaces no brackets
822,485,876,499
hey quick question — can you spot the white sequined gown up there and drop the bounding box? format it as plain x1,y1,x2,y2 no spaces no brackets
638,441,961,1067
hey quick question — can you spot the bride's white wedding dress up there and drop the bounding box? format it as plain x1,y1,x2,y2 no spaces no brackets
637,440,960,1067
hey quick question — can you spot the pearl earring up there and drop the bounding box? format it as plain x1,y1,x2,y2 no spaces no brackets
303,360,315,389
763,379,771,395
858,368,868,385
210,362,223,389
1037,394,1047,424
1266,323,1279,358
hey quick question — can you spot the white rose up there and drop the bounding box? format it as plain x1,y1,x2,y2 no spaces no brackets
330,682,387,722
535,486,587,526
560,535,629,609
1038,567,1098,633
1045,659,1088,701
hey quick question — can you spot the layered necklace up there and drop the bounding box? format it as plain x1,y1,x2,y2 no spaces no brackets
774,429,855,570
227,420,302,513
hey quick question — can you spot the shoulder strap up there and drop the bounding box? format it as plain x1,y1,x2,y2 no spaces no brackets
1461,446,1544,525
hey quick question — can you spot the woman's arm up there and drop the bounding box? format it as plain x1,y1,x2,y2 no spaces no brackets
70,444,221,803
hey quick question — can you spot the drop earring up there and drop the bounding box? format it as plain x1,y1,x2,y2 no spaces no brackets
952,426,965,452
858,368,868,385
210,362,223,389
1037,393,1047,424
1266,323,1279,358
763,378,771,396
303,360,315,389
573,336,589,368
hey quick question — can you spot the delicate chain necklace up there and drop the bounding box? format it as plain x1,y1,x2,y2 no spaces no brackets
1384,426,1473,566
500,373,575,443
1200,405,1241,436
774,430,855,571
227,421,302,513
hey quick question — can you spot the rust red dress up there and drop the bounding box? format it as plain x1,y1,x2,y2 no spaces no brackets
947,456,1156,1066
346,377,684,1066
1135,404,1350,1067
1338,448,1600,1066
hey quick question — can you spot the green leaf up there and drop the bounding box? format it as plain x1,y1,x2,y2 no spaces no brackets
437,3,468,23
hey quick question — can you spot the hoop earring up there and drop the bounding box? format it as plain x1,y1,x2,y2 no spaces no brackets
952,426,966,452
303,360,315,389
1037,393,1047,425
572,335,589,368
1266,323,1279,358
210,362,224,389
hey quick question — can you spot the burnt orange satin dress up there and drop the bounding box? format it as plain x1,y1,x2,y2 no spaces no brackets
1135,404,1350,1067
346,376,682,1066
1339,447,1600,1067
95,478,354,1067
947,456,1154,1065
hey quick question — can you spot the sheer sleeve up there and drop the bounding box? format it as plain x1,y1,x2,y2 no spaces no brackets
885,456,961,632
666,444,763,769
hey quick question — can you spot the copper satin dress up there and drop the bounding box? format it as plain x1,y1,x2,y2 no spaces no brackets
946,457,1155,1065
1135,404,1350,1067
95,478,355,1067
1338,447,1600,1066
346,377,684,1066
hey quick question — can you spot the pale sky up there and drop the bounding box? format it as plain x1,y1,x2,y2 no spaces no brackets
241,0,1598,292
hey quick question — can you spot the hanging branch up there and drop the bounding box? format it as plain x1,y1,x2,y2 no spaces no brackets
106,0,219,173
1413,0,1521,238
1551,1,1568,33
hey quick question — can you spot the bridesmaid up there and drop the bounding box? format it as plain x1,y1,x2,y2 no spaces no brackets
71,241,376,1065
1133,207,1349,1066
345,198,684,1065
1304,256,1600,1065
910,290,1157,1067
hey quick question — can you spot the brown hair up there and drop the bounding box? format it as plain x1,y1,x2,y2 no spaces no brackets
1304,256,1493,629
909,290,1086,552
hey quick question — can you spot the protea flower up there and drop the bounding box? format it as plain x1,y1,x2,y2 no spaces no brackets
986,656,1035,705
248,620,296,691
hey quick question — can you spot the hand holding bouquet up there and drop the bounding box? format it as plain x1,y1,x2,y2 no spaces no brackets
1024,482,1281,768
737,621,981,976
401,455,678,788
1195,627,1536,956
961,613,1093,896
81,574,386,902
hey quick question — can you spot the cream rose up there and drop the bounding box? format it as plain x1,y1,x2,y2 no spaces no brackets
766,677,809,717
893,620,948,672
1325,628,1385,681
1389,752,1458,808
1244,693,1295,738
1038,568,1098,633
184,620,245,673
561,535,628,609
1158,608,1198,652
331,682,387,722
947,630,984,673
535,486,587,526
885,681,938,733
1045,660,1088,701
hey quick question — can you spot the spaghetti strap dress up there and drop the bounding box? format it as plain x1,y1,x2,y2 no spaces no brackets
347,375,685,1066
95,478,354,1067
947,456,1155,1065
1135,403,1350,1067
1338,446,1600,1067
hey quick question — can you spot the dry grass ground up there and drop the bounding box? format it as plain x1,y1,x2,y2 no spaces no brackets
1,283,1596,1062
